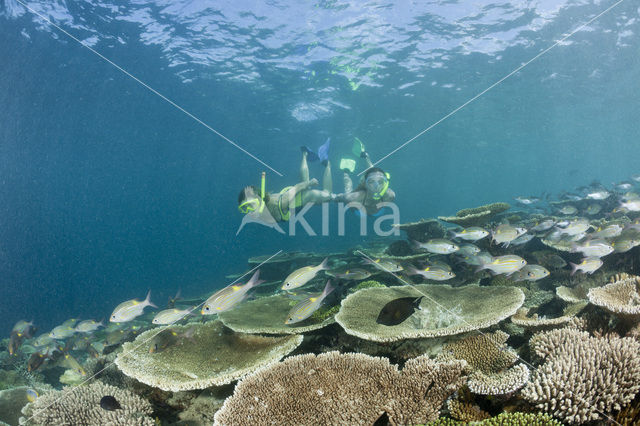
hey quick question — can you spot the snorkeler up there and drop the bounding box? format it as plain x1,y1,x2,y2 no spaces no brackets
237,139,333,224
334,137,395,216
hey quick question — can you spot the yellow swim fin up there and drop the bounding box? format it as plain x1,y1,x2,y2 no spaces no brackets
339,158,356,173
351,137,365,158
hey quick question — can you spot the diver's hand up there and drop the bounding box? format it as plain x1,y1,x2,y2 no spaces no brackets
308,178,319,187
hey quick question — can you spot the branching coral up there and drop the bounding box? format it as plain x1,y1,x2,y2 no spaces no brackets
19,382,154,425
522,328,640,424
437,331,529,395
213,351,467,425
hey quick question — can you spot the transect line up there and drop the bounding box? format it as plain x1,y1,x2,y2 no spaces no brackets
361,0,627,175
14,0,283,177
355,250,621,426
24,250,284,423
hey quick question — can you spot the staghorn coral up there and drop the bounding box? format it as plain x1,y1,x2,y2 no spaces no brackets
446,399,490,422
522,328,640,424
437,331,529,395
19,382,154,425
213,351,467,425
335,284,524,342
426,412,563,425
587,274,640,317
115,320,302,391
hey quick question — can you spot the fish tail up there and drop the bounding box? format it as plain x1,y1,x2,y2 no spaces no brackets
413,296,424,309
405,265,419,276
323,280,335,296
145,290,158,309
569,262,579,276
247,269,265,288
319,258,329,270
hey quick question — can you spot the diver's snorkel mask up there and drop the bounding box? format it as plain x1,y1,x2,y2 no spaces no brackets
366,171,390,200
238,172,266,214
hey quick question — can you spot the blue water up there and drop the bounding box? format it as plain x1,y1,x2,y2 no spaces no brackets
1,0,640,337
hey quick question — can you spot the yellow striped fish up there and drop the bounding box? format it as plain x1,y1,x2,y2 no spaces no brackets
201,270,264,314
477,255,526,275
282,258,329,290
285,281,334,325
110,291,157,323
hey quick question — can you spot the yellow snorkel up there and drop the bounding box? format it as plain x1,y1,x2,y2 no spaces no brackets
238,172,267,214
370,172,390,200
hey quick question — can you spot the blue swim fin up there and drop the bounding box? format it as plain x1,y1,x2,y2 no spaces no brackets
300,146,319,162
318,137,330,165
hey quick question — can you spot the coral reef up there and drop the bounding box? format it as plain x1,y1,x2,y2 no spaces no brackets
218,293,335,334
510,305,585,330
426,412,563,425
446,398,490,422
115,320,303,391
19,382,154,425
587,274,640,317
395,218,446,241
522,327,640,424
438,202,510,227
437,331,529,395
335,284,524,342
0,386,50,426
213,351,467,425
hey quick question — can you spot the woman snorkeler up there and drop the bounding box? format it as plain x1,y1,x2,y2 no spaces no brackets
237,141,333,223
334,138,395,216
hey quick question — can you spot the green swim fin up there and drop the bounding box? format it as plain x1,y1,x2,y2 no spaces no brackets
339,158,356,173
351,137,365,158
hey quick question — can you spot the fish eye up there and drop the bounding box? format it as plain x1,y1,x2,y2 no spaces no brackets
204,306,210,311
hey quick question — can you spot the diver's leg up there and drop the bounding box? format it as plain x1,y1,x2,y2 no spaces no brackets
343,172,353,193
322,160,332,193
362,152,374,169
300,152,310,182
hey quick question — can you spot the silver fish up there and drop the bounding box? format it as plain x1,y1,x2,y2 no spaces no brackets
450,227,489,242
477,255,527,275
513,264,550,281
202,270,264,314
363,258,403,273
49,325,76,339
110,291,157,323
530,219,556,232
491,224,526,247
152,308,193,325
570,257,603,275
406,265,455,281
75,320,104,334
592,224,623,239
556,219,590,236
282,258,329,290
413,239,459,254
586,190,610,200
571,239,614,258
558,205,578,215
285,281,334,325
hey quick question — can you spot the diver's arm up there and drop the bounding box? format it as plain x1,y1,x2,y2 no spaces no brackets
334,190,363,204
383,188,396,202
362,151,374,169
